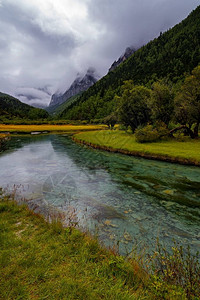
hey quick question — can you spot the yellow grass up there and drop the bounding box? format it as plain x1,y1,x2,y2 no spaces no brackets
0,124,106,133
0,133,7,139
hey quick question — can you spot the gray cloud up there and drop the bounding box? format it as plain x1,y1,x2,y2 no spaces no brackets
0,0,199,107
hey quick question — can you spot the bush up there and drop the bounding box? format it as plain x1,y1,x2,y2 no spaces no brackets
90,119,103,124
135,125,160,143
149,241,200,299
135,122,169,143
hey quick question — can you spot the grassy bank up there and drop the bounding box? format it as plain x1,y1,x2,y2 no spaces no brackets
0,195,190,299
0,195,148,299
74,130,200,166
0,124,106,133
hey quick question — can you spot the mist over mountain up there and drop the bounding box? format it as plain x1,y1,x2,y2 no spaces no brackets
16,86,52,108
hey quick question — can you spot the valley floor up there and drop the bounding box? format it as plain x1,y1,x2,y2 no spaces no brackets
73,130,200,166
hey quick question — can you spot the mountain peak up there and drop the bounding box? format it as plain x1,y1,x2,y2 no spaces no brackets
49,68,98,107
109,46,136,72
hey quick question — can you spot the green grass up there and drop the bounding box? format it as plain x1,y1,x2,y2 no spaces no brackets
74,130,200,165
0,196,150,300
0,195,190,299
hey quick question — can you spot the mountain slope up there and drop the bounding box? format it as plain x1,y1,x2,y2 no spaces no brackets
46,93,82,116
60,6,200,120
0,92,49,121
49,68,98,108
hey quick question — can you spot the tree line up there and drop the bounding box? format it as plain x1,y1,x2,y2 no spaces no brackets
110,65,200,140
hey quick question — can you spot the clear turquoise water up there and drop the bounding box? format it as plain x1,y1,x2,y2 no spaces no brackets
0,134,200,255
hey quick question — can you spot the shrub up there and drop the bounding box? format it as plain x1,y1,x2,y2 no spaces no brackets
135,122,169,143
90,119,103,124
154,121,169,137
149,241,200,299
135,124,160,143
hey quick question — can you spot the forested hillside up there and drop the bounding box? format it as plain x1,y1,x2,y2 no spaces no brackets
60,6,200,121
0,92,49,122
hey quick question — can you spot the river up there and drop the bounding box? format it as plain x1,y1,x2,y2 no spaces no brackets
0,134,200,256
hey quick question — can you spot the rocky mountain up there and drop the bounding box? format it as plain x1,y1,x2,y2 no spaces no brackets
49,68,98,107
108,47,136,72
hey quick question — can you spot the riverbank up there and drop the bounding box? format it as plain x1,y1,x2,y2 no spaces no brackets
73,130,200,166
0,133,10,150
0,124,106,134
1,194,190,299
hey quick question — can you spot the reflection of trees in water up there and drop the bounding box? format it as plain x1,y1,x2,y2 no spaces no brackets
50,134,109,178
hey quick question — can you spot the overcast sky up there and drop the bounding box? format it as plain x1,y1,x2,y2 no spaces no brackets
0,0,199,107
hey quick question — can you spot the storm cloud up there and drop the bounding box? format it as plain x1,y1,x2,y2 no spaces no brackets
0,0,199,106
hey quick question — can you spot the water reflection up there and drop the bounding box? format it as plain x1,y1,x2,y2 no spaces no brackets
0,134,200,255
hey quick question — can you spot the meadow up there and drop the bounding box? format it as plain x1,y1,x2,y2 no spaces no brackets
74,130,200,166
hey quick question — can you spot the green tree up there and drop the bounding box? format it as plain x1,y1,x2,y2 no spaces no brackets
175,65,200,138
104,112,117,129
117,81,151,132
149,81,174,126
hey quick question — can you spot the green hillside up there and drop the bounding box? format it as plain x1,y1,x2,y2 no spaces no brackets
46,93,82,116
60,6,200,121
0,92,49,122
